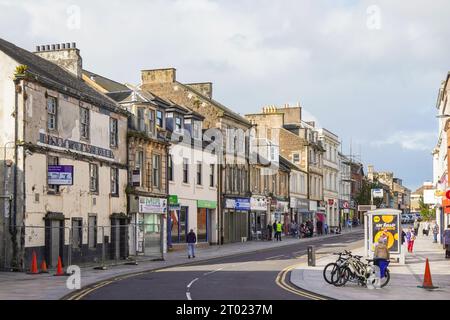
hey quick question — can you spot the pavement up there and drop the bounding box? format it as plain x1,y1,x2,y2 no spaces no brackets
290,228,450,300
0,226,360,300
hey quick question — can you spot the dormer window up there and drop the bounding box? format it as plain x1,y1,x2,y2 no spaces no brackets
175,116,183,133
137,108,145,132
148,109,156,136
193,120,202,140
156,110,164,129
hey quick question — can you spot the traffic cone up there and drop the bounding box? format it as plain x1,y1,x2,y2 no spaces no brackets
28,251,38,274
54,256,65,276
418,259,438,289
40,259,48,274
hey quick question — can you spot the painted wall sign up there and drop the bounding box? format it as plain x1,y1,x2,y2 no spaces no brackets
47,165,74,185
235,198,251,211
251,196,268,211
39,133,114,159
132,170,141,187
197,200,217,209
139,197,167,214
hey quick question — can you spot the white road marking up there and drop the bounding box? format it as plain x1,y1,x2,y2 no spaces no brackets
187,278,199,289
266,255,286,260
204,267,224,276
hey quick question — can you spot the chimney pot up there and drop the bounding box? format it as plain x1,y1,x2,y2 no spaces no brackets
56,44,60,50
71,42,76,48
51,44,56,50
66,43,70,49
46,45,50,51
36,46,40,52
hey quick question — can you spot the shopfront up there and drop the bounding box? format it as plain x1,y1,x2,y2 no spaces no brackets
197,200,217,243
249,196,268,240
291,197,309,224
224,198,250,243
130,196,167,257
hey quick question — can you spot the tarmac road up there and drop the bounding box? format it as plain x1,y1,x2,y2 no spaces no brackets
71,230,364,300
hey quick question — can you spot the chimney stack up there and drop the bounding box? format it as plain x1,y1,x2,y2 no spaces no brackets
34,42,83,79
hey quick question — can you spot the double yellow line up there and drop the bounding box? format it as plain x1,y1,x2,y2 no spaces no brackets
275,264,329,300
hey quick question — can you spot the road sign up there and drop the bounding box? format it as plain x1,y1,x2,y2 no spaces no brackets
372,189,384,199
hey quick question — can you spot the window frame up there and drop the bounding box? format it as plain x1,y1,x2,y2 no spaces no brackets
209,164,215,187
110,117,118,148
110,167,119,196
47,95,58,131
183,158,189,184
196,161,202,186
47,155,60,194
152,154,161,189
168,155,174,182
89,163,99,193
80,107,90,140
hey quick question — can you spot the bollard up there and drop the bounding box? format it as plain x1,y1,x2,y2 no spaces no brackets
307,245,316,266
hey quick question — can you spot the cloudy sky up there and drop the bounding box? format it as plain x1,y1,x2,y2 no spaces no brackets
1,0,447,190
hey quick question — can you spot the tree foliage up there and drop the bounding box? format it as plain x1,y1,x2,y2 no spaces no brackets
418,196,436,221
354,179,384,208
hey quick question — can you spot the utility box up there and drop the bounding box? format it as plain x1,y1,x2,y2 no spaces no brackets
307,245,316,266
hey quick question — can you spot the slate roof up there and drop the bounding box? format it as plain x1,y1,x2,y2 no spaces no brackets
83,70,129,92
0,37,127,115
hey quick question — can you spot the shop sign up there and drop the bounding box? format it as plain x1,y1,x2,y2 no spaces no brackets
39,132,114,159
235,198,251,211
290,197,297,209
48,165,73,185
197,200,217,209
225,198,236,209
169,195,179,205
139,197,167,214
309,201,318,211
297,199,309,210
328,199,334,206
251,197,267,211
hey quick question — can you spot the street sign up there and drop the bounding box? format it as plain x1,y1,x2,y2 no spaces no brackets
358,205,376,211
372,189,384,199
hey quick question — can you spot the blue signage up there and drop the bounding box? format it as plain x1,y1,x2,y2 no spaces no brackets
235,198,251,211
48,165,74,185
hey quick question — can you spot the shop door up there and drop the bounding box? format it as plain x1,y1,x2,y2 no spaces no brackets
143,214,161,256
50,220,61,267
197,208,207,242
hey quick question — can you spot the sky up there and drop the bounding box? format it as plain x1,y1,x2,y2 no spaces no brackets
1,0,448,191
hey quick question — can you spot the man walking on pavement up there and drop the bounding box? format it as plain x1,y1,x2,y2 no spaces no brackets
187,229,197,259
413,219,419,237
273,221,277,241
432,222,440,243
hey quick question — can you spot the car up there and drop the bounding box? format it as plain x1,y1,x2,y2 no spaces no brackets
410,212,422,222
401,214,409,224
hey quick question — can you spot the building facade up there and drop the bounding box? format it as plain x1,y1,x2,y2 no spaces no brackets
139,69,251,244
0,39,128,270
338,152,352,228
319,128,340,228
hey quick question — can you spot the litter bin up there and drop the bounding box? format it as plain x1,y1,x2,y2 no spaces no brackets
308,245,316,266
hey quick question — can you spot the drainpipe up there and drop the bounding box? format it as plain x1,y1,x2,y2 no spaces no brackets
218,163,223,246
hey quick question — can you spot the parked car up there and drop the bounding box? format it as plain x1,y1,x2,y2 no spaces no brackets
401,214,409,224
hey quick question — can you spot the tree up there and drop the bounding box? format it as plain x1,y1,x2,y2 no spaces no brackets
418,196,436,221
355,179,384,208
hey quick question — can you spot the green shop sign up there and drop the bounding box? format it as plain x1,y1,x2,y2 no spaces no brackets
197,200,217,209
169,195,179,205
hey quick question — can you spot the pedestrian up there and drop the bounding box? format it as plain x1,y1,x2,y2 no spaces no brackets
295,222,300,239
316,220,323,236
413,219,419,236
186,229,197,259
423,221,430,237
276,221,283,241
373,237,390,279
443,225,450,259
272,221,277,241
432,222,440,243
324,222,329,235
267,224,273,241
408,228,416,253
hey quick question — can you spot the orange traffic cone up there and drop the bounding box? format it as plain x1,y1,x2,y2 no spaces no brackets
418,259,438,289
54,256,65,276
40,260,48,274
28,251,38,274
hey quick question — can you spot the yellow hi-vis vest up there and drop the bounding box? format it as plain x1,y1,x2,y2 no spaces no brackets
276,223,282,232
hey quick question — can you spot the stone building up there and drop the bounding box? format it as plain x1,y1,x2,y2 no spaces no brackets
338,152,352,228
0,39,128,270
84,73,171,258
318,128,340,228
138,69,251,244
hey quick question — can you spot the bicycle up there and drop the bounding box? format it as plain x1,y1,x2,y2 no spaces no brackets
334,255,390,288
322,250,353,284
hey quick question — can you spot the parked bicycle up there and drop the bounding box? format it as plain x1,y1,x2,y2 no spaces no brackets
322,250,354,284
333,254,390,288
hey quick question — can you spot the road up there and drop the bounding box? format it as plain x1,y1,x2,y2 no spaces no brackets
71,230,364,300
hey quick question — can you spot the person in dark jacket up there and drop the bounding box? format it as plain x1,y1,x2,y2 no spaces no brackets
187,229,197,259
273,222,277,241
267,224,273,241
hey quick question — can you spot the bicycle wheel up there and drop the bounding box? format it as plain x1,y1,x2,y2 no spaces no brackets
323,263,339,284
332,266,350,287
380,269,390,288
